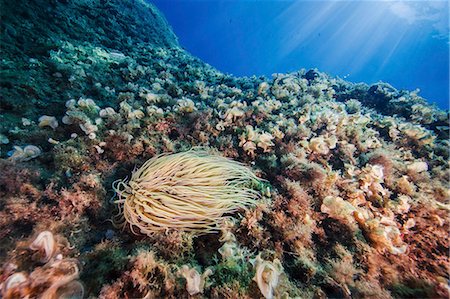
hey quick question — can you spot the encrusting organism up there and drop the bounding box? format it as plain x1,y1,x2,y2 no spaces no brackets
113,149,262,236
1,231,84,299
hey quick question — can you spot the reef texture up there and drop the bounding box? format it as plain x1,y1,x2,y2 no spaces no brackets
0,0,449,298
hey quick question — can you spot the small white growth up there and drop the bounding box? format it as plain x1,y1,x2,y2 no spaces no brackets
407,161,428,173
29,231,56,263
128,109,145,120
252,255,283,299
365,217,408,255
403,218,416,230
2,272,27,295
146,105,164,116
66,99,77,108
175,98,197,113
48,138,59,145
94,145,104,154
257,132,275,153
0,133,9,145
99,107,117,118
390,195,411,214
77,98,96,108
38,115,59,130
239,125,275,155
239,125,258,156
9,145,41,162
257,82,270,95
321,196,358,223
308,135,336,155
22,118,32,126
359,164,386,198
223,106,245,122
62,115,73,125
218,242,239,261
79,121,98,135
179,265,212,296
139,91,160,104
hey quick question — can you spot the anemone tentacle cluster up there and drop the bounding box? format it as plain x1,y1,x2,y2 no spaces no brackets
113,149,261,236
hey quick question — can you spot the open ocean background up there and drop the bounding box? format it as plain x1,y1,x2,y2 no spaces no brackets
152,0,449,110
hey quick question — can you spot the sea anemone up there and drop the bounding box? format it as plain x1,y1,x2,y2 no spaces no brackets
113,149,261,236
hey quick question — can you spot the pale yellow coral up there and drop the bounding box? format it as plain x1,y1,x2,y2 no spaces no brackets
31,258,83,299
29,231,57,263
175,98,197,113
146,105,164,116
398,122,435,146
239,125,258,156
128,109,145,120
22,118,32,126
215,120,227,131
252,98,282,114
77,98,97,109
194,80,210,99
218,242,239,260
223,106,245,122
1,233,83,299
79,121,98,135
270,126,285,140
38,115,59,130
359,164,387,199
218,221,241,260
411,104,435,124
8,145,41,162
1,273,27,294
179,266,212,296
252,254,283,299
139,91,160,104
257,82,270,95
240,138,257,157
99,107,117,118
396,176,416,195
320,196,358,223
407,161,428,173
245,125,258,141
363,217,407,255
257,132,275,153
308,135,336,155
389,195,411,214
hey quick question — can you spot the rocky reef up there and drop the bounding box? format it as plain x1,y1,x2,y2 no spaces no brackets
0,0,448,298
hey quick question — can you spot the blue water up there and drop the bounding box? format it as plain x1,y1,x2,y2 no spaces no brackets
151,0,449,110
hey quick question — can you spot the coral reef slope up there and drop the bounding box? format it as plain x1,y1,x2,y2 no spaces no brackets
0,1,448,298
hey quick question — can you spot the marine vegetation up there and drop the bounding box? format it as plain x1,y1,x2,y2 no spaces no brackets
0,0,448,298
